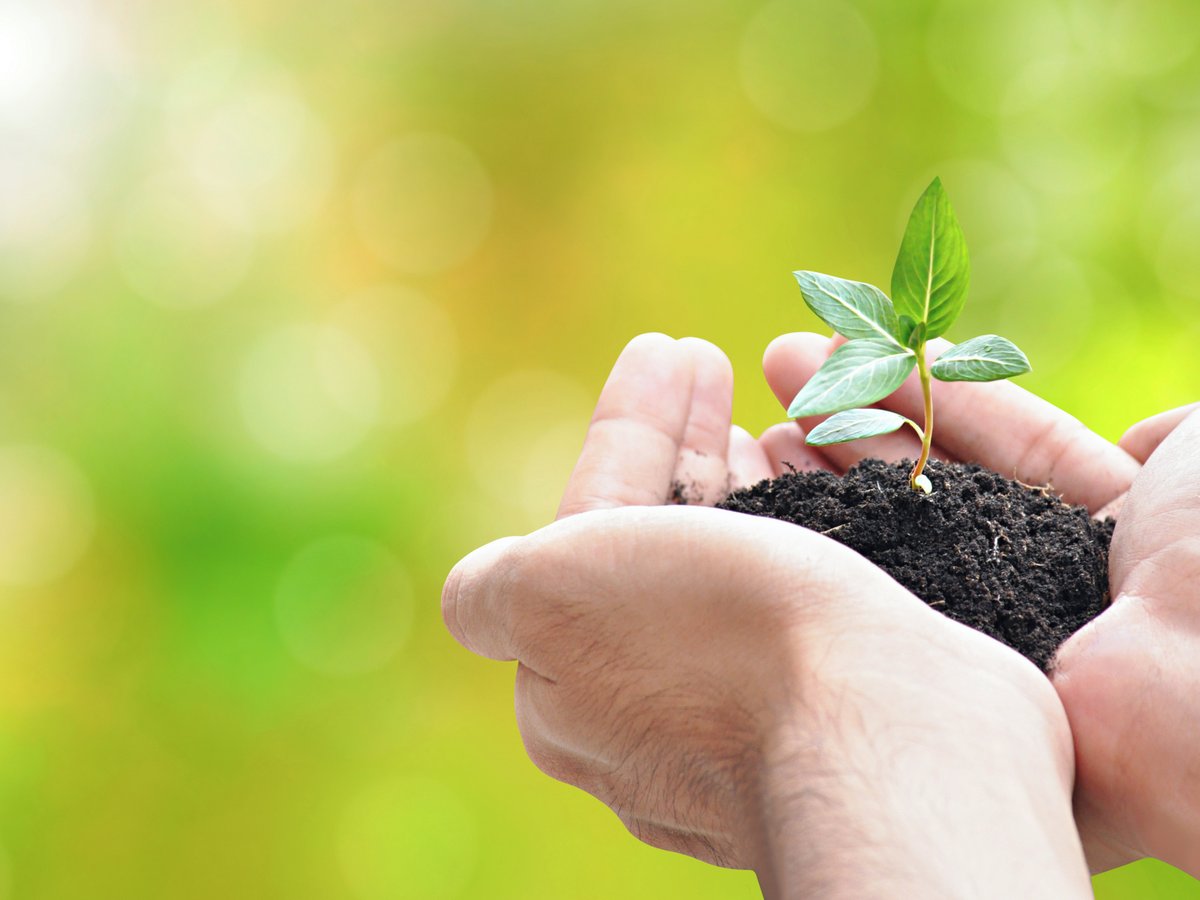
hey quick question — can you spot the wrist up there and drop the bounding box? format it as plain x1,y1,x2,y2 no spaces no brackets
749,611,1091,898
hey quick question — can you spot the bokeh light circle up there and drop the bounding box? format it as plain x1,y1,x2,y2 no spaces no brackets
0,0,137,160
0,0,89,119
115,171,255,308
340,775,478,900
0,445,95,587
353,134,493,275
1154,203,1200,302
1139,153,1200,262
326,286,459,427
0,154,90,303
274,536,413,676
927,0,1071,115
237,324,381,463
1000,62,1139,195
1069,0,1200,78
168,57,335,234
996,254,1095,376
910,161,1040,316
464,371,590,521
739,0,878,132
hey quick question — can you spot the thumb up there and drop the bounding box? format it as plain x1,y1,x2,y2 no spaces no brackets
1111,408,1200,593
442,535,525,661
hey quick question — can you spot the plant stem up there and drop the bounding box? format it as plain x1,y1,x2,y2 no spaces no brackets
910,343,934,491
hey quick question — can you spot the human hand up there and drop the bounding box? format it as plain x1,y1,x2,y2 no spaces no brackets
443,504,1090,896
446,332,1092,896
762,332,1200,875
1053,405,1200,877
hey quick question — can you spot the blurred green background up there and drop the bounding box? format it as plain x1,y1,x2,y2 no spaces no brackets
1,0,1199,896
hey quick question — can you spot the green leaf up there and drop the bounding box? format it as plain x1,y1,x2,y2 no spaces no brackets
793,271,902,344
787,339,916,418
930,334,1031,382
890,177,970,340
805,408,921,446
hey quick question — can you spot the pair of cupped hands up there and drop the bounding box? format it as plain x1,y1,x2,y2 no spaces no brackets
443,331,1200,897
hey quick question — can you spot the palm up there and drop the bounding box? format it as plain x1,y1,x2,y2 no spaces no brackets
766,332,1200,876
562,331,1191,875
552,333,1085,875
1053,408,1200,877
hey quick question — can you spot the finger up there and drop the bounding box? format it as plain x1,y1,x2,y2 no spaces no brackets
1093,492,1126,522
1110,408,1200,592
670,337,734,505
763,332,1139,512
442,535,526,662
758,422,838,476
727,425,774,489
1119,402,1200,463
761,333,952,471
558,334,693,518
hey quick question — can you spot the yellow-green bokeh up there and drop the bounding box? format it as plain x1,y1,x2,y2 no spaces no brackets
0,0,1198,897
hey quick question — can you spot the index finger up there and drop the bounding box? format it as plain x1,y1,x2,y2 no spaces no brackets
557,334,696,518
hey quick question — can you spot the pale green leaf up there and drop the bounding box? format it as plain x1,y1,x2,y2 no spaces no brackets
930,334,1031,382
890,178,970,340
793,271,902,344
805,408,921,446
788,339,916,418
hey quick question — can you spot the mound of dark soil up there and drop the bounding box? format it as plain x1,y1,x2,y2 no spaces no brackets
717,458,1112,671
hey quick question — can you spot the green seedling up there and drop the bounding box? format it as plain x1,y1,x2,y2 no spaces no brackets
788,178,1030,494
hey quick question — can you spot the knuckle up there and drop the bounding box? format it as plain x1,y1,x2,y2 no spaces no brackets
440,535,530,652
1015,414,1083,485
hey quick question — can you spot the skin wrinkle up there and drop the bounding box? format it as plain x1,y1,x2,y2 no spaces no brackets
675,338,731,449
1114,512,1200,590
452,506,1092,890
565,416,681,507
1057,596,1160,861
1129,537,1200,602
602,703,750,864
445,328,1200,888
760,739,898,897
561,628,768,868
1009,413,1077,498
444,535,524,661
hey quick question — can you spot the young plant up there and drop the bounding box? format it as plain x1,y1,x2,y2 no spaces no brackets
787,178,1030,494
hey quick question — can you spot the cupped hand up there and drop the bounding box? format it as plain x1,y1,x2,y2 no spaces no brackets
445,332,1092,896
764,332,1200,875
1053,406,1200,876
443,504,1090,895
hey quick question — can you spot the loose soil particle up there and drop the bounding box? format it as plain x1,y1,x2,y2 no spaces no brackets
716,458,1112,672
